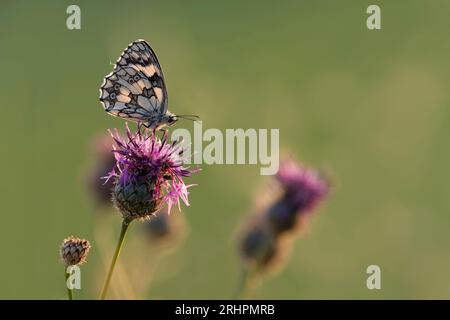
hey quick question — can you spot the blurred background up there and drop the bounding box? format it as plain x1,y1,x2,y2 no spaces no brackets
1,0,450,299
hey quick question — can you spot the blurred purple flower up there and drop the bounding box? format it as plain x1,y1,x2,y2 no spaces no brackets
86,135,116,209
237,158,330,281
104,123,198,221
266,160,329,235
276,160,329,214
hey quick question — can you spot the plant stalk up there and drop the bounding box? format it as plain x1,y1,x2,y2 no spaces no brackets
100,219,131,299
65,268,73,300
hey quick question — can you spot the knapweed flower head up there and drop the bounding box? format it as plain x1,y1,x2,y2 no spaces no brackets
104,123,198,222
60,236,91,267
266,159,329,235
237,159,329,276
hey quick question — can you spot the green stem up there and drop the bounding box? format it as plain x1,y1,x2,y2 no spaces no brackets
65,268,73,300
235,264,258,299
100,219,131,300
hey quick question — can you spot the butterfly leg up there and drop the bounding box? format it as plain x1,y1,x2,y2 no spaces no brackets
137,122,143,132
158,128,169,140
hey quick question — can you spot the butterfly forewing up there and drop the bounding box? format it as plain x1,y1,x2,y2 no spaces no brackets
99,40,168,123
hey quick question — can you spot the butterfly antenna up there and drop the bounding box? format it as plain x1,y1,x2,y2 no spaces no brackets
176,114,201,122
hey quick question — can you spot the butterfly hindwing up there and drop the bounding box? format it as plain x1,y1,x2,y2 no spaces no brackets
99,40,168,123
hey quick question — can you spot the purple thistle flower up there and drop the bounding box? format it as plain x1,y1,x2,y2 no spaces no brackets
266,160,329,235
104,123,198,221
237,159,330,277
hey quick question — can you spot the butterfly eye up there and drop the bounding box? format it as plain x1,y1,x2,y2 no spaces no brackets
168,117,177,125
110,93,116,99
133,75,140,81
129,78,135,84
114,84,120,90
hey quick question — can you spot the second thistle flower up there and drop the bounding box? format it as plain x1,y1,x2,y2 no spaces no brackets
238,159,329,274
266,160,329,236
104,124,198,222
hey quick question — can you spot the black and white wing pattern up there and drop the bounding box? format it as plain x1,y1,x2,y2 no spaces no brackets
99,40,168,123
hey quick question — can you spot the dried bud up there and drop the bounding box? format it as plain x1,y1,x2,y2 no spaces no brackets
60,236,91,267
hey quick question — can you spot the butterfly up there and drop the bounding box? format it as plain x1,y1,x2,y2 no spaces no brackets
99,39,198,130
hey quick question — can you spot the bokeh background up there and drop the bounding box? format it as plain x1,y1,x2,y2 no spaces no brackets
1,0,450,299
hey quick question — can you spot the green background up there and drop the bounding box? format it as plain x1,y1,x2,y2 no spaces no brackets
1,0,450,299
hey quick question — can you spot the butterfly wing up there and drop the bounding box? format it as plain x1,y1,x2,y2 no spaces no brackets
99,40,168,123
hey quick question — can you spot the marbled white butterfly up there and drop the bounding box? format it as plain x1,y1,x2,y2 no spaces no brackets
99,39,197,130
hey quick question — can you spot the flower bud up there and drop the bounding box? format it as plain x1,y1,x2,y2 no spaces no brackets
112,175,162,222
60,236,91,267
